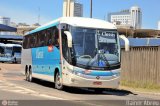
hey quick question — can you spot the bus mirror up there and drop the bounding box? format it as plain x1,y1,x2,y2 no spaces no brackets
119,35,130,51
64,31,72,48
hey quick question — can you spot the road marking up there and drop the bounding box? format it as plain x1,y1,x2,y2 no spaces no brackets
73,100,103,106
0,80,66,100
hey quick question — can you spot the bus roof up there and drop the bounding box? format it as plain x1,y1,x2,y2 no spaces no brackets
27,17,117,35
5,44,22,47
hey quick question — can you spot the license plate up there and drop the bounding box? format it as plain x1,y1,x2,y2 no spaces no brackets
93,81,102,85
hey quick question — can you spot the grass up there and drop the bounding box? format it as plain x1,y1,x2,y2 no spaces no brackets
120,80,160,93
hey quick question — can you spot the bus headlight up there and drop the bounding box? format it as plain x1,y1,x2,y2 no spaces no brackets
113,72,120,77
72,70,82,76
67,66,82,76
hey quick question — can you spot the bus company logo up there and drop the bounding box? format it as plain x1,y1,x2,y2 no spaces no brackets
96,76,100,80
2,100,8,106
48,46,54,52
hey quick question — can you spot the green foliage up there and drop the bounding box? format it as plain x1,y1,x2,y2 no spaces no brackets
121,80,160,90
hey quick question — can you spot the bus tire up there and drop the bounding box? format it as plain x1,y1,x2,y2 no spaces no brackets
13,58,17,64
55,72,63,90
25,67,29,81
28,67,33,82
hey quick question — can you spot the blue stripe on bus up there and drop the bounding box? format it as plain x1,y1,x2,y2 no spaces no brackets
31,46,61,76
32,65,61,76
76,69,119,76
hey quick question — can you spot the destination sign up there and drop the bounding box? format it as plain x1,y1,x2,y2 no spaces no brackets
96,30,116,37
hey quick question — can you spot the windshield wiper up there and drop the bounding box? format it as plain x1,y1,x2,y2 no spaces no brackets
85,57,93,69
98,52,111,68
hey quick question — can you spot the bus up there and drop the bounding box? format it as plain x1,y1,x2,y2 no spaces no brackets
22,17,126,92
0,44,22,63
0,43,5,62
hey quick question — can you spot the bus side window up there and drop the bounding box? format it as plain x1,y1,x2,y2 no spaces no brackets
37,33,41,47
47,29,54,46
30,35,36,48
54,28,59,47
23,36,27,49
26,36,30,49
40,31,44,46
34,34,38,47
39,31,47,47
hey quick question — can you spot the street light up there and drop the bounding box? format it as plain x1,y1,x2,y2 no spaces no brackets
90,0,92,18
125,20,128,37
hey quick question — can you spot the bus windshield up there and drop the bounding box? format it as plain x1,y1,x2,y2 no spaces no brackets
71,27,120,70
13,47,21,53
5,47,13,57
0,46,5,56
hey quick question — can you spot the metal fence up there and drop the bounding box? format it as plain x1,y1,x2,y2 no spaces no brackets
121,46,160,87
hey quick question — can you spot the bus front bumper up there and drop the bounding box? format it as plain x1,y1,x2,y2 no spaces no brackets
62,72,120,89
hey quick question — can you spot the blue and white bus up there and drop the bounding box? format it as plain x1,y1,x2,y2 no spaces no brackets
0,43,5,61
22,17,124,91
0,43,22,63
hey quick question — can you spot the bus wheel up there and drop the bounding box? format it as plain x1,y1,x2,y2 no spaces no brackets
25,70,29,81
28,68,33,82
55,72,63,90
13,58,17,64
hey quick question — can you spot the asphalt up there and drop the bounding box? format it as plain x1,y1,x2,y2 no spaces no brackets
0,63,160,106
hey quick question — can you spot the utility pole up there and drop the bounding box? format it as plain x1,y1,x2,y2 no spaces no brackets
38,7,40,24
90,0,92,18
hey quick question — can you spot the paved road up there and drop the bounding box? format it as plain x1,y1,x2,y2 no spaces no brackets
0,63,160,106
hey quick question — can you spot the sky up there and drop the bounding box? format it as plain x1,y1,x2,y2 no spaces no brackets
0,0,160,29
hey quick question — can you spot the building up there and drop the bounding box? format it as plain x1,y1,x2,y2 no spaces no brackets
108,6,142,29
158,21,160,30
0,16,11,35
0,16,10,26
16,25,39,36
63,0,83,17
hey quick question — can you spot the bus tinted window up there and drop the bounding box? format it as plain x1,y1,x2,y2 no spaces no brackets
30,35,36,48
23,36,28,49
47,29,54,46
25,35,30,49
13,47,21,53
23,26,59,49
53,27,59,47
0,46,4,54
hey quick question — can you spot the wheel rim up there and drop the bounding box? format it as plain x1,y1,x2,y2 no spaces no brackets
55,73,62,89
26,71,29,81
29,71,32,82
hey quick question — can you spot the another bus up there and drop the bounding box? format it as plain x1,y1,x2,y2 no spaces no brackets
0,43,5,62
22,17,122,92
0,44,22,63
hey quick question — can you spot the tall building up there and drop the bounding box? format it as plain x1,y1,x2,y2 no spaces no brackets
108,6,142,29
158,21,160,30
130,6,142,29
63,0,83,17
